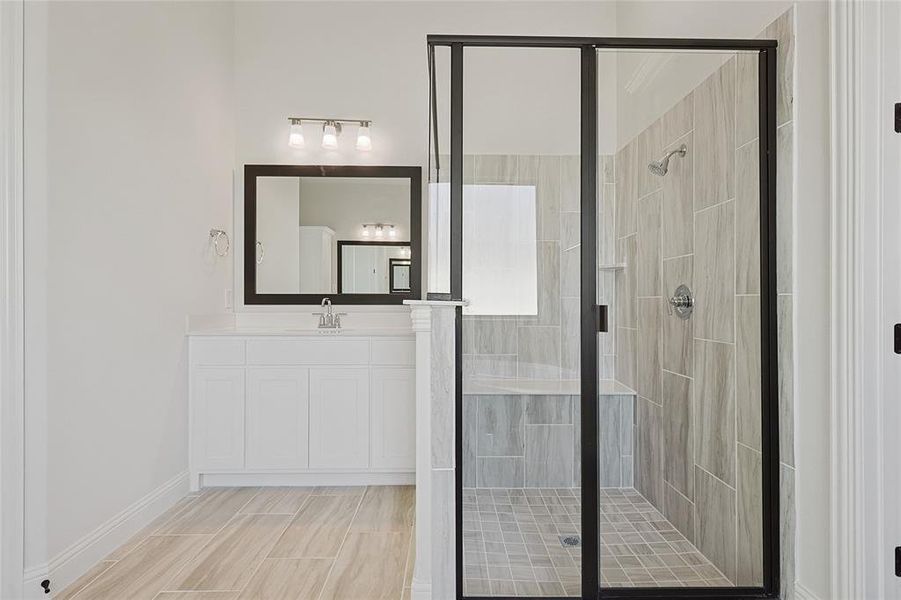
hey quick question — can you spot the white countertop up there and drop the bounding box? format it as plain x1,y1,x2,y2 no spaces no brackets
187,326,414,337
463,378,636,396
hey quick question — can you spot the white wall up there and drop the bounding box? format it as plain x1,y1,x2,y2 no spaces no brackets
232,0,619,309
24,0,235,576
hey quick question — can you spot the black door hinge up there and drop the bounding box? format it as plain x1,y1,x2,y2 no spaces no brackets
595,305,608,333
895,103,901,133
895,324,901,354
895,547,901,576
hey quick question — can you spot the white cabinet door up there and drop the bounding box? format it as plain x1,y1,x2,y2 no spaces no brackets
246,367,309,470
370,367,416,470
192,368,245,470
309,368,370,469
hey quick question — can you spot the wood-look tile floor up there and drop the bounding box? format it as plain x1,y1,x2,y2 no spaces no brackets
58,486,415,600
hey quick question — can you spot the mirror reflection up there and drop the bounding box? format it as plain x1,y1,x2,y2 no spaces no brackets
255,176,411,295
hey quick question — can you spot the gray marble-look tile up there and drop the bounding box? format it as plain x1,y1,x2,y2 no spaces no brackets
526,396,572,425
560,246,580,298
781,463,796,600
599,183,617,265
477,457,524,487
638,119,663,199
615,236,638,329
694,59,735,211
560,155,581,213
777,123,793,294
598,396,622,487
661,134,693,259
432,306,457,469
615,327,637,391
662,93,693,148
636,298,662,404
620,395,634,455
736,295,762,451
779,295,794,466
463,318,517,355
662,371,693,500
694,339,736,487
474,154,517,184
525,425,574,487
615,143,637,237
737,444,763,586
463,354,517,380
516,155,540,186
664,482,695,544
735,139,761,295
517,327,561,379
477,395,524,457
695,466,737,583
662,256,693,377
621,455,634,487
573,397,581,486
636,191,662,297
601,154,615,185
463,396,478,487
433,469,457,600
636,397,664,509
763,7,795,128
537,156,562,242
735,51,760,148
560,211,580,252
694,200,735,343
561,298,580,380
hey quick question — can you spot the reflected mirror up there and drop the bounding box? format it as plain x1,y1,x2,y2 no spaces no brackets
245,165,421,304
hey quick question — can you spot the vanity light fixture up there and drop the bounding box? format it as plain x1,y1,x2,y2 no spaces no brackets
356,121,372,151
360,222,395,239
321,121,340,150
286,117,374,151
288,119,305,148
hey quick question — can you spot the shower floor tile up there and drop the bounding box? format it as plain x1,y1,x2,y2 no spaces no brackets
462,487,731,596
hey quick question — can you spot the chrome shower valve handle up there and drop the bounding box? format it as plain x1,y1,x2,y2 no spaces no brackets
668,284,694,320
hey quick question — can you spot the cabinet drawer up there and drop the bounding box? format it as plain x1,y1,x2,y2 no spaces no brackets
191,339,246,366
370,339,415,366
247,339,369,365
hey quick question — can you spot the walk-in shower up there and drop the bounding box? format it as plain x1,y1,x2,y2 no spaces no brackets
428,17,790,600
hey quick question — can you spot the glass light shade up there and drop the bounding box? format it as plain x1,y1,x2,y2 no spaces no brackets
361,226,370,237
321,123,338,149
356,124,372,151
374,226,384,238
288,122,305,148
388,227,397,238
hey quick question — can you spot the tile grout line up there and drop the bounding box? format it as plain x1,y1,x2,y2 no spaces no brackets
314,487,368,600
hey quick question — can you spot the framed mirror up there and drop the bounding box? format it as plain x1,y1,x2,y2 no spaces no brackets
244,165,421,304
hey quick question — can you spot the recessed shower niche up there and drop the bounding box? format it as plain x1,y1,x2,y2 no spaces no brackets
428,16,790,599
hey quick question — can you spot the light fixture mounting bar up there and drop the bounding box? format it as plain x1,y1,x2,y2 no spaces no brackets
288,117,371,125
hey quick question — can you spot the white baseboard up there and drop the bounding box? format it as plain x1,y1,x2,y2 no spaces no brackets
411,579,432,600
795,582,823,600
24,471,189,598
200,471,415,487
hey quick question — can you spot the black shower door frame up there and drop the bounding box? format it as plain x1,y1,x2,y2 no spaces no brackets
428,36,780,600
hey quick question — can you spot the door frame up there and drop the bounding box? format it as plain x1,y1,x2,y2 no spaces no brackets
430,35,780,600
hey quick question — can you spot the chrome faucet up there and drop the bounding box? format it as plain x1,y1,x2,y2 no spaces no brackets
314,297,346,329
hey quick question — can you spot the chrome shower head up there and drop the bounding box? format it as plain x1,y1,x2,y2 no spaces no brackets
648,144,688,177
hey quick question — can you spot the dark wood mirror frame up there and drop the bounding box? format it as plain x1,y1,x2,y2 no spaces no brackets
244,164,422,305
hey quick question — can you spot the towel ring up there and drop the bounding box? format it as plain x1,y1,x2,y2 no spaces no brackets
209,229,230,257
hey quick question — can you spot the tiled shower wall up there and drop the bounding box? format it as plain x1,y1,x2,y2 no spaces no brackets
612,9,794,591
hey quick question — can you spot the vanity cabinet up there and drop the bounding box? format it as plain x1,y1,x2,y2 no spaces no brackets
188,334,415,490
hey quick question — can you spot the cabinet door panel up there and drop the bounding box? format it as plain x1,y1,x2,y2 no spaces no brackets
309,368,370,469
370,368,416,470
193,368,245,470
246,367,309,470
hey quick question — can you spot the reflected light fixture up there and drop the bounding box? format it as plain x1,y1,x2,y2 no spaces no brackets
286,117,374,151
374,225,384,238
388,225,397,238
361,225,370,237
356,121,372,151
288,119,305,148
361,222,395,240
321,121,339,150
